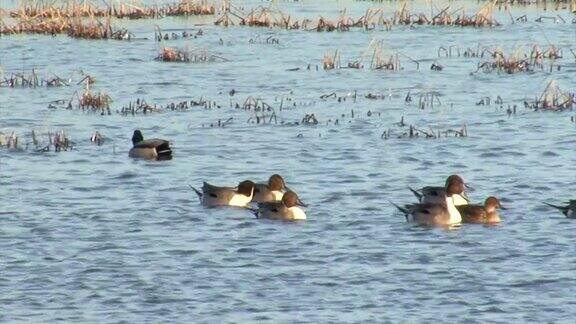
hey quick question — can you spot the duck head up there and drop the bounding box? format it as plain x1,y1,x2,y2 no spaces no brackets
282,191,307,208
268,174,286,191
484,196,504,223
132,130,144,145
484,196,505,213
445,175,469,202
237,180,256,197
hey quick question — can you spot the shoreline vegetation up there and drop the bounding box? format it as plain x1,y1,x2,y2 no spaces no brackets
1,0,575,36
1,0,575,150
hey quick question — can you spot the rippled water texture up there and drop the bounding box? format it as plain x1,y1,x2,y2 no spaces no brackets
1,0,576,322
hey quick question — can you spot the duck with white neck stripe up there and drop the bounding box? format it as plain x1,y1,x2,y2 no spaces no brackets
392,176,465,226
408,174,470,206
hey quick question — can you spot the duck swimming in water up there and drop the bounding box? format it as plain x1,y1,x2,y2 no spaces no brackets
457,196,505,224
255,191,307,221
392,176,465,226
409,174,470,206
544,200,576,219
253,174,288,203
191,180,255,207
128,130,172,160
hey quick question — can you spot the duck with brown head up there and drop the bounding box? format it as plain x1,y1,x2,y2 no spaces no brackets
253,174,288,203
128,130,172,161
191,180,256,207
409,174,470,206
255,191,307,221
392,176,463,226
457,196,505,224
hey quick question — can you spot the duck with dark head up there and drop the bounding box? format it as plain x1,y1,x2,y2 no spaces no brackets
393,175,464,226
255,191,307,221
409,174,470,206
253,174,288,203
129,130,172,161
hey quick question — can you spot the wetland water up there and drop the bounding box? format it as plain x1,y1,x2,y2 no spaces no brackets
1,0,576,322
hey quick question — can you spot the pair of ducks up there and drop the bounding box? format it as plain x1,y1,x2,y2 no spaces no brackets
191,175,307,221
393,175,505,227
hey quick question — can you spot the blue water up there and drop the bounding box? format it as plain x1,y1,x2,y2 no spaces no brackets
1,0,576,322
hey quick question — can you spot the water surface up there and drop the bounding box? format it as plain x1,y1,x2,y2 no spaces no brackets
1,0,576,322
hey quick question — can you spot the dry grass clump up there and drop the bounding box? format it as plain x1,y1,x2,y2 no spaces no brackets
323,50,341,70
164,0,215,16
1,14,133,39
0,131,20,149
67,17,133,39
2,1,214,36
369,41,400,70
113,4,161,19
313,40,406,72
112,0,215,19
235,97,273,111
0,130,74,152
1,16,71,35
492,0,575,11
78,89,112,112
216,5,390,31
393,0,500,27
57,84,112,114
214,1,501,32
0,70,70,87
156,47,192,62
532,80,575,111
475,44,565,73
120,99,162,116
10,1,108,19
477,47,534,73
8,0,215,20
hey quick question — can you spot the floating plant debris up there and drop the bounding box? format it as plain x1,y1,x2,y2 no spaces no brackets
381,117,469,140
154,26,199,41
528,80,575,111
473,45,565,73
0,130,75,152
0,70,70,88
155,47,227,63
202,117,234,128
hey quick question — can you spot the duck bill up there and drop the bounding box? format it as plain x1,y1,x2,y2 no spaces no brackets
500,205,508,210
464,183,475,192
297,198,308,208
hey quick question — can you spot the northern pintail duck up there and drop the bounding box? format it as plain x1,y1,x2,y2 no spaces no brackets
192,180,255,207
128,130,172,160
393,178,464,226
255,191,307,221
457,196,505,224
409,175,470,206
253,174,288,203
544,200,576,218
